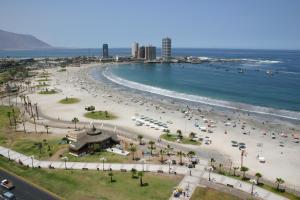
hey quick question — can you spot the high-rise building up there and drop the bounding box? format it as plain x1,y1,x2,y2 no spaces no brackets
145,45,156,60
102,43,109,58
132,42,139,58
162,37,171,61
138,46,145,59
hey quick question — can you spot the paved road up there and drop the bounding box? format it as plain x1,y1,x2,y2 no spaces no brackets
0,169,59,200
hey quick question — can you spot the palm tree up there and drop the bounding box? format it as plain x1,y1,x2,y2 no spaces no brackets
189,132,196,139
219,163,223,173
37,142,43,154
130,144,137,160
131,168,137,178
177,151,185,165
233,166,239,176
104,110,108,118
187,151,195,161
210,158,216,168
108,171,114,183
165,144,172,156
165,129,170,136
148,141,155,156
138,171,144,186
240,166,249,179
33,115,37,134
255,173,262,185
44,125,49,134
72,117,79,129
159,149,165,163
275,178,284,191
177,130,183,140
137,134,143,145
6,112,12,126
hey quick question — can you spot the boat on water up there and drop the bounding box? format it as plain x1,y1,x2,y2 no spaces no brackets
266,70,273,76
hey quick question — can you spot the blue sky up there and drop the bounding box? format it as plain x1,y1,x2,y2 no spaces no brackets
0,0,300,49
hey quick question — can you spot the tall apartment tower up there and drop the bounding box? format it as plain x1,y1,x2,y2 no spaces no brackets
145,45,156,61
132,42,139,58
162,37,171,61
138,46,145,59
102,43,109,58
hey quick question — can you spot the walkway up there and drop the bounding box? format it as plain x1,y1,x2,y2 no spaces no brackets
0,146,288,200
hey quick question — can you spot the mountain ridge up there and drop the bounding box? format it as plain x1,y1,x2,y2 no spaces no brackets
0,29,51,50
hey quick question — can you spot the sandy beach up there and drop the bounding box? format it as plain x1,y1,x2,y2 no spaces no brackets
27,63,300,190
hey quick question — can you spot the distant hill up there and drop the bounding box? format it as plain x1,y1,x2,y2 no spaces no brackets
0,29,51,50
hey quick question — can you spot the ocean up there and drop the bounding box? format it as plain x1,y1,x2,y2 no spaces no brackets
1,48,300,119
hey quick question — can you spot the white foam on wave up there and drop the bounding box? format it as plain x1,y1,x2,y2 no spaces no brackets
102,68,300,121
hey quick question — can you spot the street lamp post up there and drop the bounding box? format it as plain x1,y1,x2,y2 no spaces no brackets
30,155,34,168
250,179,257,195
207,166,213,181
167,159,172,174
7,150,10,160
62,156,68,170
100,157,106,171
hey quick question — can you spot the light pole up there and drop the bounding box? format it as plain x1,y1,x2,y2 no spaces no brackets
207,166,213,181
139,159,146,172
30,155,34,168
100,157,106,171
167,159,172,174
250,179,257,195
62,156,68,170
7,150,10,160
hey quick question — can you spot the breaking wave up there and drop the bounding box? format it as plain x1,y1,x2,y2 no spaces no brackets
103,68,300,121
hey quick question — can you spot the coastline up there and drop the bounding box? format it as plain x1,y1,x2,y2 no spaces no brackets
101,66,300,123
27,63,300,190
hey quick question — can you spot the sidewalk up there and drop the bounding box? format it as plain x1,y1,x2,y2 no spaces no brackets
0,146,288,200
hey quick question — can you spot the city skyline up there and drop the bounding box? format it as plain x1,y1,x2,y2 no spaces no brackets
1,0,300,50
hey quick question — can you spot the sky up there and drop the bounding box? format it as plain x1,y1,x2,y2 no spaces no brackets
0,0,300,49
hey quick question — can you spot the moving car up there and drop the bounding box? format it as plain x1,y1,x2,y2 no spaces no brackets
1,180,14,190
0,191,16,200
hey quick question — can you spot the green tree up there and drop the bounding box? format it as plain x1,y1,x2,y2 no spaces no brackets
255,172,262,185
159,149,165,163
275,178,284,191
137,134,143,145
177,151,185,165
240,166,249,179
177,130,183,140
130,144,137,160
148,141,155,156
7,112,12,126
138,171,144,186
233,166,239,176
189,132,196,139
72,117,79,129
108,171,114,183
131,168,137,178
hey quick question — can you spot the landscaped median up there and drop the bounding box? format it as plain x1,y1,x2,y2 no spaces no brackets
160,133,201,145
38,88,57,95
58,97,80,104
84,110,116,120
190,187,242,200
0,157,181,200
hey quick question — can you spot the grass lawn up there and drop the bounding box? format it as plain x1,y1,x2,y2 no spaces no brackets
58,97,80,104
84,111,116,120
191,187,241,200
0,105,66,160
62,150,133,163
160,134,201,145
0,157,181,200
11,138,67,160
38,89,57,95
216,171,300,200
